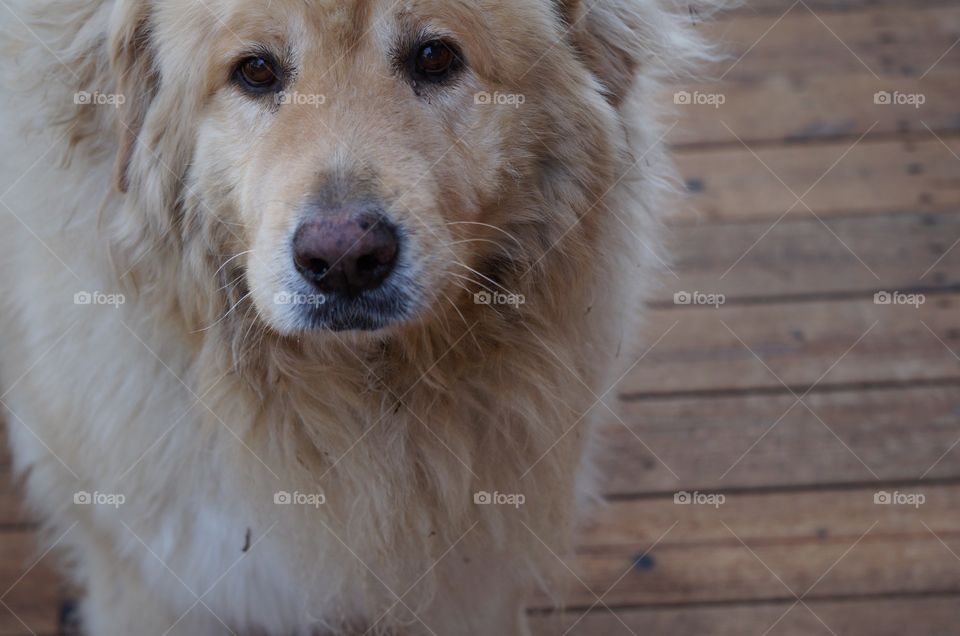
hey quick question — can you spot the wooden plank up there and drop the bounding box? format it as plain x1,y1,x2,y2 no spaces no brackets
659,211,960,302
580,483,960,550
598,384,960,495
0,423,32,527
621,294,960,395
667,5,960,145
701,6,960,82
531,596,960,636
562,524,960,607
0,530,63,635
737,0,954,14
533,485,960,608
674,137,960,223
0,474,30,527
667,72,959,146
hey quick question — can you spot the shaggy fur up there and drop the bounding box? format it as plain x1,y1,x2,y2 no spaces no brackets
0,0,717,634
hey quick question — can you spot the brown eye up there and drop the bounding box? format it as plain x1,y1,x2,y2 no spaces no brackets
236,56,281,92
415,41,456,77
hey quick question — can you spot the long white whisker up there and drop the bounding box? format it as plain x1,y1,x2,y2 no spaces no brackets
214,250,254,278
452,262,516,295
192,292,253,333
445,221,522,247
449,272,494,293
445,239,511,254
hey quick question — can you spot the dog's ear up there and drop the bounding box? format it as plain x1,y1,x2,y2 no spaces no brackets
557,0,654,108
110,2,159,193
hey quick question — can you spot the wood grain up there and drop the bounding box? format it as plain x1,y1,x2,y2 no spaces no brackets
674,137,960,222
622,294,960,395
531,595,960,636
659,211,960,302
532,485,960,608
0,531,63,635
597,384,960,495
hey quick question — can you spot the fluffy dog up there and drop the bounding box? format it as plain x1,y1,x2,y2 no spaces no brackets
0,0,715,633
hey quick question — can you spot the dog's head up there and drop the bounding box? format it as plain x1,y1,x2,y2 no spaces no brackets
106,0,681,335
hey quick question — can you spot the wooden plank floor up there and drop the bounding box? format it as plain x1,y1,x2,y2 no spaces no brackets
2,0,960,634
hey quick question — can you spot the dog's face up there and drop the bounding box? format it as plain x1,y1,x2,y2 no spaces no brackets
117,0,632,335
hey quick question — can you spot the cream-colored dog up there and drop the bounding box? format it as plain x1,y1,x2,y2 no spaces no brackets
0,0,714,633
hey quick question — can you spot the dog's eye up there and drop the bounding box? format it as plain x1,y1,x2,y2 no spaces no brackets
413,40,460,80
235,56,281,92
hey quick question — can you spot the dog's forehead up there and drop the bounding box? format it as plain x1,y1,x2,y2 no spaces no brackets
198,0,547,35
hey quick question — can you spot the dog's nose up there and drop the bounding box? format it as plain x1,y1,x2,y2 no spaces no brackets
292,213,399,295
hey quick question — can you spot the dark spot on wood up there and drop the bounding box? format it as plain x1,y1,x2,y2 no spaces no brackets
919,193,934,205
58,599,82,635
686,178,706,193
816,527,829,539
633,553,656,571
906,162,924,175
242,528,252,553
946,328,960,341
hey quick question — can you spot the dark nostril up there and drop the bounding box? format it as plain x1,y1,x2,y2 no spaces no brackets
355,253,380,273
292,212,399,296
301,257,330,277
